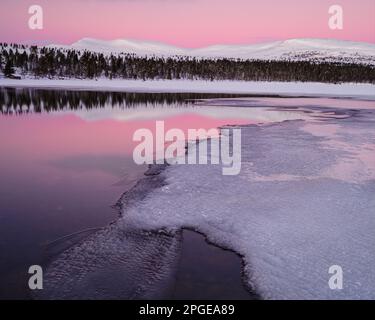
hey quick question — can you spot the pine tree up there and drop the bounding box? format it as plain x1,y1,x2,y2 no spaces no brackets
4,58,15,78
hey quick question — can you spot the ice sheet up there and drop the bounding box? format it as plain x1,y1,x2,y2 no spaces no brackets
1,78,374,99
39,100,375,299
120,104,375,299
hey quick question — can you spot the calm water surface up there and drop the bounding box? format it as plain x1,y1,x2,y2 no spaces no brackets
1,88,373,299
0,88,253,299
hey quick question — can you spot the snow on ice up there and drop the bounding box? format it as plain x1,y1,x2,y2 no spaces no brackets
119,100,375,299
37,98,375,299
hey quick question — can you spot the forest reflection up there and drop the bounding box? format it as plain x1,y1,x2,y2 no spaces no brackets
0,87,247,114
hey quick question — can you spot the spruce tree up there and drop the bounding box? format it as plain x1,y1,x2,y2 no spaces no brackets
4,59,15,78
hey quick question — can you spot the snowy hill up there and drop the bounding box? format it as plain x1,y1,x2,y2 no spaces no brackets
60,38,375,65
2,39,374,83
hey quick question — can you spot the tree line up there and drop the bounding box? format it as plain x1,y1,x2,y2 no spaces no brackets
1,43,374,83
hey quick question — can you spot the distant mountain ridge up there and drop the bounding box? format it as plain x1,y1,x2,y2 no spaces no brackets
53,38,375,65
1,39,374,83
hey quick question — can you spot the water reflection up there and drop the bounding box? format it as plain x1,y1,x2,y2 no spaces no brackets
0,88,254,299
1,88,373,299
0,87,248,114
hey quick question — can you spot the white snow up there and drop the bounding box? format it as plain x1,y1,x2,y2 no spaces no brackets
68,38,187,57
53,37,375,65
1,78,374,99
5,38,374,65
118,102,375,299
6,37,374,65
35,97,375,299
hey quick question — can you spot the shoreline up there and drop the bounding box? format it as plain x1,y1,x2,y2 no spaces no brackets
8,91,374,299
1,78,375,100
114,161,259,299
174,228,258,299
112,132,260,299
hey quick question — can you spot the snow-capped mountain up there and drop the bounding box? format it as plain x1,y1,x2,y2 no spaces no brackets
56,38,375,65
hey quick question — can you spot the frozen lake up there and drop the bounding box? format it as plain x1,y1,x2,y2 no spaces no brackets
0,88,374,299
0,89,254,299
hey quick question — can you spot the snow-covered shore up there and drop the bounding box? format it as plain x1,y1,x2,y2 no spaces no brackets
1,78,374,99
36,98,375,299
118,102,375,299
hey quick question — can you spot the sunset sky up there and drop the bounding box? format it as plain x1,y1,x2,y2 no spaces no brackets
0,0,374,47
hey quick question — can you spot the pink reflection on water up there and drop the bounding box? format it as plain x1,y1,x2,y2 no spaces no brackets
0,112,250,176
0,111,251,237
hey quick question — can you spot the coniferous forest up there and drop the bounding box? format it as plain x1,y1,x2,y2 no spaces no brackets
0,43,374,83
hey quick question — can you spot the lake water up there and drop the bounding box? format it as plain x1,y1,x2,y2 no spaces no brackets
0,87,373,299
0,88,256,299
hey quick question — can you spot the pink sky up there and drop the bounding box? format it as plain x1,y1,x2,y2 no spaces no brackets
0,0,374,47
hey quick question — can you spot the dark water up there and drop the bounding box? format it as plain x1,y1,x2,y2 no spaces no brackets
0,88,250,114
173,229,255,300
0,88,254,299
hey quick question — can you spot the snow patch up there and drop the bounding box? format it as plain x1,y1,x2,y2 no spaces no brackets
1,78,374,99
59,38,375,65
